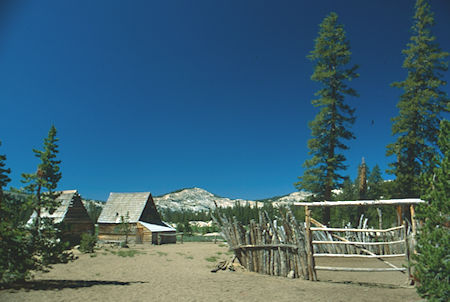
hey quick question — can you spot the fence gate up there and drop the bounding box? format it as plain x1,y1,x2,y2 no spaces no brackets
298,201,420,284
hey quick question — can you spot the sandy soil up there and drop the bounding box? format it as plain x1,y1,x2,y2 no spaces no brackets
0,242,420,302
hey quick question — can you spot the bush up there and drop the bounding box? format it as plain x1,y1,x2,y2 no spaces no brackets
79,233,97,253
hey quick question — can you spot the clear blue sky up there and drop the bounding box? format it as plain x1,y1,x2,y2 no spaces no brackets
1,0,449,201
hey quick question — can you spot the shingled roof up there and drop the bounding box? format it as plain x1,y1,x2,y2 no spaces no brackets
98,192,163,224
27,190,86,224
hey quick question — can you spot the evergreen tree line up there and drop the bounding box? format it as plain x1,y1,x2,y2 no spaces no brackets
0,126,72,285
296,0,448,226
294,0,448,299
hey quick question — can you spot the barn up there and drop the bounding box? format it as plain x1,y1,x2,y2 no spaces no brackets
97,192,176,244
28,190,95,244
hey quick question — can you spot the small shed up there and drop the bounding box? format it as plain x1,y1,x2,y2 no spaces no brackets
28,190,94,244
97,192,176,244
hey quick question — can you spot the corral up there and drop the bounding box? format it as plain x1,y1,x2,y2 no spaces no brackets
215,198,423,284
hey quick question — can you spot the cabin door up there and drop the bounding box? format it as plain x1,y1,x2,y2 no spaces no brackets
136,227,144,244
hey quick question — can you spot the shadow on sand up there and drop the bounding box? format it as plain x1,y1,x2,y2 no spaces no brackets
2,279,147,291
319,279,412,289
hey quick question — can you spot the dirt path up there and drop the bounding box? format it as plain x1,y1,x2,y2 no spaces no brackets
0,242,420,302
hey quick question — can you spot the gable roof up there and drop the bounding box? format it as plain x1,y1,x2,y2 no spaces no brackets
138,221,175,232
98,192,161,224
27,190,83,224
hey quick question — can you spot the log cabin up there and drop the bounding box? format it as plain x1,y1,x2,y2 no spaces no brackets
97,192,176,244
27,190,94,244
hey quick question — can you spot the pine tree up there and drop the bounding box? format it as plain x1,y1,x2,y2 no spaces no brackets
0,141,35,284
387,0,449,198
414,120,449,300
356,158,368,200
0,141,11,216
21,125,70,268
296,12,358,225
367,164,384,200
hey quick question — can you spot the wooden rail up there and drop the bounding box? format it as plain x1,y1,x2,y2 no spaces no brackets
310,225,404,233
312,240,404,246
231,244,299,250
306,219,411,283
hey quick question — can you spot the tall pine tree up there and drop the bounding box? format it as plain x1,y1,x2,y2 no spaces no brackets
387,0,449,198
296,12,358,224
414,119,449,300
21,125,70,268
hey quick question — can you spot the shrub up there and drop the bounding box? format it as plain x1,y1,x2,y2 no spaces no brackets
79,233,97,253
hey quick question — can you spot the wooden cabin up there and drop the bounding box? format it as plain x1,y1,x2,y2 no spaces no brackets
97,192,176,244
28,190,94,244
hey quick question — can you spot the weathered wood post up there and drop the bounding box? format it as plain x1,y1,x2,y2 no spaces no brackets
403,220,412,284
396,205,403,226
305,206,317,281
409,204,416,250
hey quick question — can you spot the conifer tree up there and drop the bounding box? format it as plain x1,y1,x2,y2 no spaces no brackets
21,125,70,267
367,164,384,200
0,141,11,215
296,12,358,224
0,141,34,284
414,119,449,300
387,0,449,198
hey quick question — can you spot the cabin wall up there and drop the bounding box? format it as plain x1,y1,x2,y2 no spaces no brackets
60,195,95,244
157,231,177,244
98,223,142,243
61,222,94,245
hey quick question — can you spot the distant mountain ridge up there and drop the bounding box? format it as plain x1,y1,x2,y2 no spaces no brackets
153,187,310,212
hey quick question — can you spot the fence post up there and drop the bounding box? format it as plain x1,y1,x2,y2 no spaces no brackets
305,206,317,281
403,220,411,284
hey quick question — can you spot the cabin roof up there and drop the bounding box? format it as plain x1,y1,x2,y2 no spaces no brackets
138,221,175,232
97,192,152,223
28,190,80,224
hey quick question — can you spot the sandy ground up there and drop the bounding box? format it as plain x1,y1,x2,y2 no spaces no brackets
0,242,421,302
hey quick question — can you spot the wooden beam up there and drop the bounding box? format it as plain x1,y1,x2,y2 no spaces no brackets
305,206,317,281
293,198,425,207
310,217,405,274
310,225,403,233
315,266,406,272
312,240,404,246
404,221,412,284
231,244,298,250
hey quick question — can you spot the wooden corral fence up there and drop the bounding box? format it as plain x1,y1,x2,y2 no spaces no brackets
214,198,424,283
294,199,424,283
213,211,310,279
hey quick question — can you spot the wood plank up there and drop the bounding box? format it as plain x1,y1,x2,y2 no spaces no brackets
312,240,405,246
293,199,424,207
310,225,404,233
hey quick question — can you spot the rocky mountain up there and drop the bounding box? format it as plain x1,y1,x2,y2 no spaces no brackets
154,187,310,212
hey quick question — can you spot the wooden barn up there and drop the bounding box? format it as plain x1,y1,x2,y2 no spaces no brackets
28,190,94,244
97,192,176,244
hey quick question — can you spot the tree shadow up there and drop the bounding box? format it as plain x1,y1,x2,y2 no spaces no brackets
319,279,411,289
2,279,147,291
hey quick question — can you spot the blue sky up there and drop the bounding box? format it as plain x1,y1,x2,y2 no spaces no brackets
1,0,449,201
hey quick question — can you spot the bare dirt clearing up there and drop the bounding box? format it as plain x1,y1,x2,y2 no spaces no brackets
0,242,420,302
